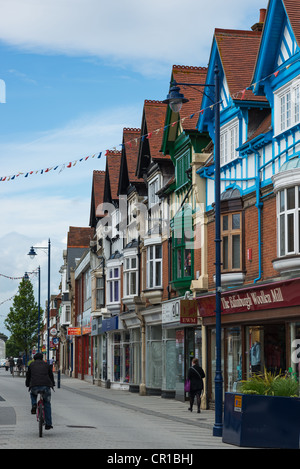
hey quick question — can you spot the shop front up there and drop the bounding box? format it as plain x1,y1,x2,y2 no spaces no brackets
197,277,300,407
103,316,131,390
162,297,203,401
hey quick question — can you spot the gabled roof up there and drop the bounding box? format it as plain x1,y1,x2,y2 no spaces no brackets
104,150,122,203
89,170,106,228
198,26,268,133
118,128,145,195
284,0,300,44
161,65,209,155
136,100,169,178
215,28,266,102
252,0,300,94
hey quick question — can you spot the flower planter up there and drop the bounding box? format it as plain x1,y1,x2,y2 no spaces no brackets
223,392,300,448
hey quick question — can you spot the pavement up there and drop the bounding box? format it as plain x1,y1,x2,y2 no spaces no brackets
57,373,218,432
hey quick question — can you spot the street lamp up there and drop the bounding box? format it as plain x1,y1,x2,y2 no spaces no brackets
28,239,51,363
163,65,223,437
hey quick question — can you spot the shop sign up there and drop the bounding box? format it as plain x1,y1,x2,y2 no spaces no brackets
197,277,300,317
102,316,118,332
67,327,81,336
162,298,181,324
82,326,92,335
180,299,198,324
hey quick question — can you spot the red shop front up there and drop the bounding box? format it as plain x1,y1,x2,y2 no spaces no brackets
75,326,93,382
196,277,300,406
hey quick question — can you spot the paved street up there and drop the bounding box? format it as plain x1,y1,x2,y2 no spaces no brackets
0,367,237,451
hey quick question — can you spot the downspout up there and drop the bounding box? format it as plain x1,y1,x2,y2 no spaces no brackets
254,150,263,284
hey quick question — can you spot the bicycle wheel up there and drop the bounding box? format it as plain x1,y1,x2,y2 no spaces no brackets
38,402,44,437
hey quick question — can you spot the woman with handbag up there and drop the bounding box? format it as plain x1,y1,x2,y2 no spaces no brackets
187,358,205,413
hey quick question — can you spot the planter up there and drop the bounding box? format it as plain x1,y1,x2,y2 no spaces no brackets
223,392,300,448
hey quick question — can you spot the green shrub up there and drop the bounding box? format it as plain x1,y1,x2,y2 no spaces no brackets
241,369,299,397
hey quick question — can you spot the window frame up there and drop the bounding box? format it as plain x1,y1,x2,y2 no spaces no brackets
275,80,300,135
221,211,242,272
220,118,239,166
123,255,138,298
277,186,300,256
146,244,162,289
106,266,120,304
172,205,194,282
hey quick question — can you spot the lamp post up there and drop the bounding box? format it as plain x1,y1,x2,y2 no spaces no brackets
163,65,223,437
28,239,51,363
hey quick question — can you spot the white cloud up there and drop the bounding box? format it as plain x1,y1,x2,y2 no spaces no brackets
0,0,267,75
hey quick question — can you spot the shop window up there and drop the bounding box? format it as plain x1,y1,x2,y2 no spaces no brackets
221,212,242,271
226,327,242,392
112,332,130,383
146,325,162,389
147,245,162,288
277,186,300,256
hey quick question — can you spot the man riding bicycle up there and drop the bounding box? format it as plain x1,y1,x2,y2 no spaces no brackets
25,353,55,430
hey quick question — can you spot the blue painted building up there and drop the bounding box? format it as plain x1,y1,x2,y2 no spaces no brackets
195,1,300,404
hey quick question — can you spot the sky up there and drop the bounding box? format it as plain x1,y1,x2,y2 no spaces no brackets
0,0,267,336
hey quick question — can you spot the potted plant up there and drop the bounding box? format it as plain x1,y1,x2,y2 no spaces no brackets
222,369,300,448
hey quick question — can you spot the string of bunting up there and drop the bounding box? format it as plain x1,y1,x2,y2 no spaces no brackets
0,58,297,182
0,269,39,280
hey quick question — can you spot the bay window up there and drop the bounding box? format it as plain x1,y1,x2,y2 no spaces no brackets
277,186,300,256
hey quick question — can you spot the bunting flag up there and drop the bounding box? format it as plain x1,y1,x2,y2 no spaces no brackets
0,56,298,183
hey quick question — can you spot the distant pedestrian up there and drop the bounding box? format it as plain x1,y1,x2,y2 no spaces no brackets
187,358,205,413
9,357,15,374
17,357,23,373
5,358,9,371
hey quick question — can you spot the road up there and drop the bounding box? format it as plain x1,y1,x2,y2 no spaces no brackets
0,367,235,452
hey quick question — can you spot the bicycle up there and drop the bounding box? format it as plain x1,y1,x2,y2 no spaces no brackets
36,391,45,438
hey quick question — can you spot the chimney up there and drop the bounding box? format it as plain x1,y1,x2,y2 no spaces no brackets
251,8,266,32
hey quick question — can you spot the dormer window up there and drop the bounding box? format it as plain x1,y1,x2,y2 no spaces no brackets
220,118,239,166
274,80,300,135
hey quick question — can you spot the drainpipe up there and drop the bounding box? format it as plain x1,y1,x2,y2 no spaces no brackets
254,151,263,284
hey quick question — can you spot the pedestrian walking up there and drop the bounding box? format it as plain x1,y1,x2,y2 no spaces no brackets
17,357,23,373
5,358,9,371
9,357,15,374
187,358,205,413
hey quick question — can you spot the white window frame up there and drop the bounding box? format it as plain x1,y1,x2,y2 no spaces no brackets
220,118,239,166
146,245,162,289
123,255,138,298
275,79,300,135
277,186,300,256
148,175,161,208
107,266,120,304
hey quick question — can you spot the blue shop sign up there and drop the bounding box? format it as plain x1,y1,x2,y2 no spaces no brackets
102,316,118,332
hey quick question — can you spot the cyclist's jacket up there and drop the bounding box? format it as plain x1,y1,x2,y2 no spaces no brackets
25,359,55,389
